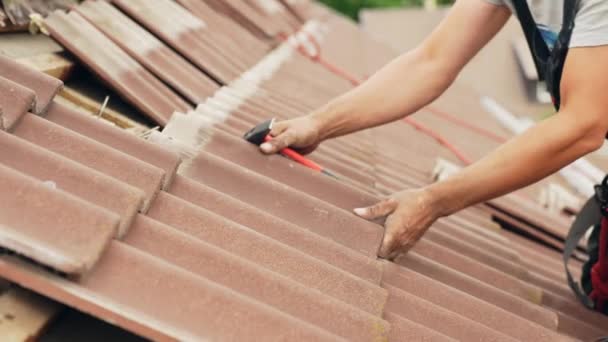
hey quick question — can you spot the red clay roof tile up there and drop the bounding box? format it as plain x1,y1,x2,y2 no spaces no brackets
180,150,384,256
0,54,63,115
424,228,529,279
382,261,565,341
0,76,35,130
176,0,271,56
439,217,515,253
112,0,244,82
0,163,117,275
384,312,456,342
13,113,165,212
396,252,559,329
125,214,389,341
408,239,543,302
168,174,384,283
44,11,191,125
204,0,279,38
541,288,608,331
201,127,380,209
77,0,218,104
0,130,142,236
147,191,388,315
0,243,345,341
44,102,181,189
384,284,517,341
554,311,607,341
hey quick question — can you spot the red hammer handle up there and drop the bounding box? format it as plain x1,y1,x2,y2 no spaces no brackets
280,148,324,171
264,135,324,172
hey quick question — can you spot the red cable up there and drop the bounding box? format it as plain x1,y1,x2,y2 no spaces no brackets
426,106,508,143
281,30,474,166
316,58,362,86
299,31,362,86
403,117,473,165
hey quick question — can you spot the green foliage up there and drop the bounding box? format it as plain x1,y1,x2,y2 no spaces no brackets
319,0,454,20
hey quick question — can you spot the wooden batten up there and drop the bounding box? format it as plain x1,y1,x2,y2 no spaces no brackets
0,287,62,342
16,53,74,81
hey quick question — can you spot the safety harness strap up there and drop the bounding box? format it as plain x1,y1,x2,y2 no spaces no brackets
511,0,551,80
510,0,580,110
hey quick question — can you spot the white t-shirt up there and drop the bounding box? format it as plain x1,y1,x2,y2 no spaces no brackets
485,0,608,48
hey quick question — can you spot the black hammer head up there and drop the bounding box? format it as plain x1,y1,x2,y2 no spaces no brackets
243,118,275,145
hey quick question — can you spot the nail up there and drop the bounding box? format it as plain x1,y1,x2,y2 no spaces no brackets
353,208,367,216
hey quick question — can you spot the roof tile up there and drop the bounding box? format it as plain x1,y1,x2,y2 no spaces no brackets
0,76,35,130
0,54,63,115
44,11,191,125
554,311,608,341
176,0,270,57
13,113,165,212
424,228,528,279
124,214,389,341
395,252,559,329
44,102,181,189
0,130,142,236
112,0,244,82
383,284,517,341
382,262,565,341
180,150,384,256
541,288,608,331
168,174,384,283
0,243,344,341
384,312,456,342
77,0,218,103
147,191,388,315
408,239,543,302
0,163,117,275
201,127,380,209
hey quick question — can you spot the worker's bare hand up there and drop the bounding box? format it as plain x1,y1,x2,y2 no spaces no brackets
354,189,439,260
259,116,322,155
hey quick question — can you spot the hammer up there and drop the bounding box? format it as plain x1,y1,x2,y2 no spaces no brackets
244,118,338,178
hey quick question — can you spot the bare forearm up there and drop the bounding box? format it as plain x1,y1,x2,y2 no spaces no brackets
259,1,511,156
311,48,454,141
306,1,511,142
428,111,603,216
349,25,608,260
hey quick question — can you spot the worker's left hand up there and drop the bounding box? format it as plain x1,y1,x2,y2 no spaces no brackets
354,189,439,260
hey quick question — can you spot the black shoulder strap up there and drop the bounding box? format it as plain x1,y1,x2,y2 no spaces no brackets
562,0,579,29
563,195,598,309
511,0,580,110
547,0,580,109
511,0,551,81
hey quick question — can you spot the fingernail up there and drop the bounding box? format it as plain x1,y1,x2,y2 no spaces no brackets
353,208,366,216
260,143,272,153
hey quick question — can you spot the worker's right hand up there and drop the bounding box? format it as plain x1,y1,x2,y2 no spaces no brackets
259,115,322,155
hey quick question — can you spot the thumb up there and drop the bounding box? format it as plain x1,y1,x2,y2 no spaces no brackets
378,214,403,260
353,198,398,220
260,131,296,154
378,234,400,261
